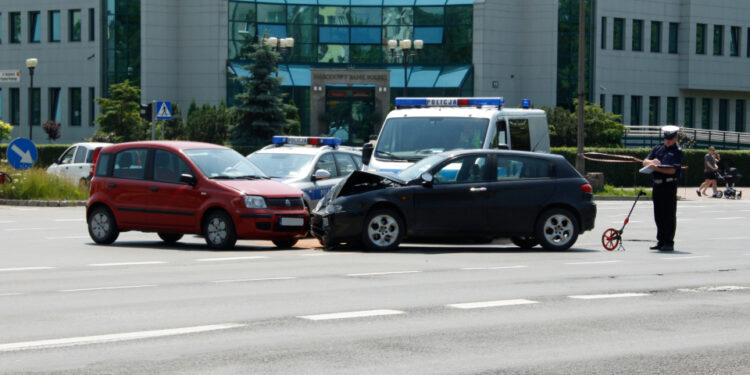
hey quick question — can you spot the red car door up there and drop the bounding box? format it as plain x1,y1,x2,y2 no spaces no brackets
107,148,153,227
148,149,205,232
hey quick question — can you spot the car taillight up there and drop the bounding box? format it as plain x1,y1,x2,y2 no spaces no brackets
580,183,593,193
90,148,101,177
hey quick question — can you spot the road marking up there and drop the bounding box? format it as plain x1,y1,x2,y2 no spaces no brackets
212,277,296,283
346,271,421,277
298,309,404,321
565,260,622,265
301,253,327,256
661,255,710,260
0,220,16,224
461,265,527,270
716,217,745,220
447,299,539,309
0,266,56,272
53,218,85,222
722,237,750,240
4,227,47,231
0,293,22,297
678,286,750,293
195,256,269,262
60,285,157,293
569,293,650,300
0,323,246,352
45,236,90,240
89,261,167,267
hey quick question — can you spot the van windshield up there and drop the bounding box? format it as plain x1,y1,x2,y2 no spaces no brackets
374,117,489,161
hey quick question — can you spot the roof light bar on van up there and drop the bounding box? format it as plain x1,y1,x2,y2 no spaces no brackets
272,136,342,147
521,99,531,109
395,97,504,108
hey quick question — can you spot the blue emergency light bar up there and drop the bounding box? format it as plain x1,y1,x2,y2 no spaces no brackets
272,136,342,147
521,99,531,109
395,97,504,108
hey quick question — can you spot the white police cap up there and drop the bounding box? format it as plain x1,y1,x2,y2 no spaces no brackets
662,125,680,139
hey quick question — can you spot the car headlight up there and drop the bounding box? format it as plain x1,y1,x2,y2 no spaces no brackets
243,195,267,208
325,203,344,214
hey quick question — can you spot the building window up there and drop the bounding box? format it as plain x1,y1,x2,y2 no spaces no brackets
30,88,41,126
612,95,624,118
632,20,643,51
668,23,679,54
651,21,662,52
631,96,642,125
70,88,82,126
11,88,20,125
0,13,3,44
49,88,62,124
667,97,677,125
701,98,712,129
713,25,723,55
10,12,21,43
718,99,728,131
613,18,624,50
29,12,41,43
736,100,746,132
0,89,3,119
49,10,60,42
70,10,82,41
684,98,695,128
601,17,606,49
696,23,706,54
89,8,95,41
730,26,740,57
649,96,660,125
600,94,606,110
89,87,96,126
748,28,750,57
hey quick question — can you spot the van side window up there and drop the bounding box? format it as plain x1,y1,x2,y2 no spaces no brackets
492,120,508,149
112,149,148,180
509,119,531,151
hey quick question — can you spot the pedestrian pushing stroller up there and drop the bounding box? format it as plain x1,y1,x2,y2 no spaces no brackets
716,166,742,199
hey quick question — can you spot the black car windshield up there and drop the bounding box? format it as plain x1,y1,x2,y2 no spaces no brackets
184,148,267,179
397,154,449,181
247,153,314,179
375,117,489,161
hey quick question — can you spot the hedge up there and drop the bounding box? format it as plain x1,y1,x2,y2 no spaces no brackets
552,147,749,187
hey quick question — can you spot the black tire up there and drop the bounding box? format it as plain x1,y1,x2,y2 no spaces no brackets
158,232,183,244
361,208,404,251
511,236,538,249
88,206,119,245
203,211,237,250
272,239,298,249
535,208,579,251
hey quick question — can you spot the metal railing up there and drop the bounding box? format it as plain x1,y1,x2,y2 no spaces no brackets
623,126,750,150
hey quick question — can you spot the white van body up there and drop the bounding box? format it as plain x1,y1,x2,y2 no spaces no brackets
364,98,550,174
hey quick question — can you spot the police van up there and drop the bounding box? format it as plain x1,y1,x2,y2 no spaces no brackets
362,97,550,174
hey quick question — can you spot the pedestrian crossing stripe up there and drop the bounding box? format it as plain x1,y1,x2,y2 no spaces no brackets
157,102,172,119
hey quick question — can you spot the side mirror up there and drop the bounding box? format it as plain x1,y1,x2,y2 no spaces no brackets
421,172,433,187
362,143,373,166
180,173,197,186
312,169,331,181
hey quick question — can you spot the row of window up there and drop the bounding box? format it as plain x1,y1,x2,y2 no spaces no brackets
602,18,750,58
0,9,94,44
0,87,95,129
604,95,747,132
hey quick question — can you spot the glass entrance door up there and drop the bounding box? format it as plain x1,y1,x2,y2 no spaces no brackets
324,86,376,146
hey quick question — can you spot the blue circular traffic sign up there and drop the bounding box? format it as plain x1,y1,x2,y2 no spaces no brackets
7,138,38,171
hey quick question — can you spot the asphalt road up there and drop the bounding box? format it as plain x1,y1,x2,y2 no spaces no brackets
1,199,750,374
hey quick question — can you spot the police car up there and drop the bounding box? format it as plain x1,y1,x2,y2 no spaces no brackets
247,136,362,211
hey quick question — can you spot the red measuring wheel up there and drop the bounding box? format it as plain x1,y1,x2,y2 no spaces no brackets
601,228,620,251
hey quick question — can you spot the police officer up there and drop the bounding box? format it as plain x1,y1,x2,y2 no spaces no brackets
642,125,683,252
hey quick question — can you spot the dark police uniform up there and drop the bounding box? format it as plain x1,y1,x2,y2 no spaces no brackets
645,134,683,251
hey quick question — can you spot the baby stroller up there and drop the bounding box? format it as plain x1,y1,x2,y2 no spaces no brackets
716,166,742,199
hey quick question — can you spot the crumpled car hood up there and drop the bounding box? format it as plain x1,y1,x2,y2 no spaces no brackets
334,171,406,198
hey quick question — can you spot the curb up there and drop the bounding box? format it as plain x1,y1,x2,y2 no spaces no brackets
0,199,86,207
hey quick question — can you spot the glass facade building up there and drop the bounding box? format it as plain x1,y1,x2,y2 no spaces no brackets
104,0,141,91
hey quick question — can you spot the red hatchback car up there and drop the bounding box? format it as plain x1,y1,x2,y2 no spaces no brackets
86,141,309,250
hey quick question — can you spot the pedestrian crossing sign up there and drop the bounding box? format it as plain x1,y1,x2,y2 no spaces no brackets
156,101,172,120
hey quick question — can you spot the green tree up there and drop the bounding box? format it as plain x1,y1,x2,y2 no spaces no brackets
230,37,289,146
543,101,625,147
93,80,145,142
186,100,230,145
0,120,12,141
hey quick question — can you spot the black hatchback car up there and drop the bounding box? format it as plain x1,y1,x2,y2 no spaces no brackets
311,150,596,251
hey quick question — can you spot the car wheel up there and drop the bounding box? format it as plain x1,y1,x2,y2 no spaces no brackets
362,208,404,251
158,232,183,244
511,236,538,249
535,208,579,251
203,211,237,250
88,206,119,245
272,239,298,249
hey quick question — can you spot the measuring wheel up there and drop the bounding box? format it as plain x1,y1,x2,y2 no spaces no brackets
601,228,621,251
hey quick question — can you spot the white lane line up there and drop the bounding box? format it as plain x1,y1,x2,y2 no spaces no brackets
0,293,23,297
89,261,167,267
0,220,17,224
45,236,90,240
60,285,157,293
346,271,421,277
212,277,296,283
722,237,750,240
569,293,650,300
195,256,269,262
4,227,47,231
461,265,527,270
298,309,404,321
53,218,85,222
565,260,622,265
301,253,327,256
447,299,539,309
716,217,745,220
0,323,246,352
0,266,56,272
661,255,710,260
678,286,750,293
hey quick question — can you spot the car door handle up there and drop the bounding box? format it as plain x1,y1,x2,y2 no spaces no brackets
150,186,159,192
108,183,116,188
470,187,487,192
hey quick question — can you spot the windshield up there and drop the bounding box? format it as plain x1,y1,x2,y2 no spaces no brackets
184,148,267,179
374,117,489,161
397,154,448,181
247,153,314,179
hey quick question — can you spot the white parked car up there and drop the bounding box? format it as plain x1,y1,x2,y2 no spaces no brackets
47,142,111,185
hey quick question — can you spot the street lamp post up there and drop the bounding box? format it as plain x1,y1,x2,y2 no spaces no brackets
25,58,38,141
387,39,423,97
262,37,294,77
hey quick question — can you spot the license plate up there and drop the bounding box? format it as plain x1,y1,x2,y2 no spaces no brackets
280,217,304,226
